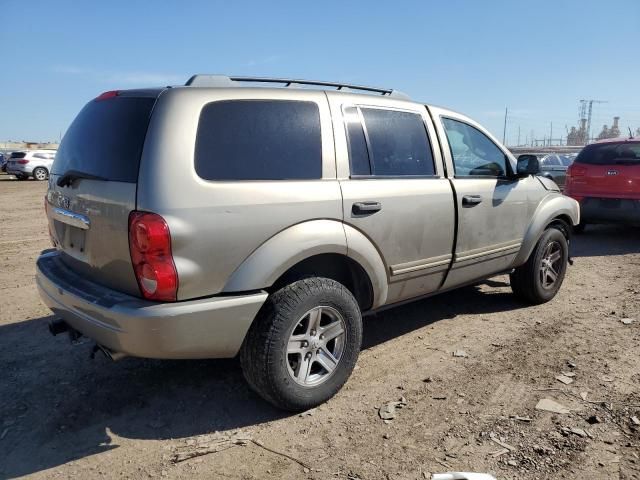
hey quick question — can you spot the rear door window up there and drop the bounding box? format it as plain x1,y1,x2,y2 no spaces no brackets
10,152,26,159
53,96,156,182
576,142,640,165
360,108,435,176
195,100,322,180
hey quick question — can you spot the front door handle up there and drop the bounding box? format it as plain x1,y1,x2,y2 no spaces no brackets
352,201,382,215
462,195,483,207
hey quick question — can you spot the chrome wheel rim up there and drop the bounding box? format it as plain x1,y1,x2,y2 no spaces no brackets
34,169,47,180
286,306,347,387
540,241,562,289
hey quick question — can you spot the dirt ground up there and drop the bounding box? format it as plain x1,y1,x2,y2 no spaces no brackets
0,174,639,480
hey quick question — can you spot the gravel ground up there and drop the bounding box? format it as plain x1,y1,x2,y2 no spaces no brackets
0,174,639,480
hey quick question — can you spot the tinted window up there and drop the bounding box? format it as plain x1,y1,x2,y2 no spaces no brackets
343,107,371,176
10,152,26,159
195,100,322,180
575,142,640,165
53,97,156,182
442,118,508,177
359,108,434,176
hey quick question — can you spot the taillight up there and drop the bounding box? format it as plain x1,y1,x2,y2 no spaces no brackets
95,90,120,101
567,164,587,177
17,159,29,164
128,211,178,302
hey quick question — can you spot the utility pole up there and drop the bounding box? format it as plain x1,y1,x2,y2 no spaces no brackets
550,122,553,146
502,107,508,145
517,125,521,146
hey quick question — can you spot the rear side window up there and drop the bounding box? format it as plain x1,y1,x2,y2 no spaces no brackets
360,108,435,176
53,97,156,182
10,152,26,159
195,100,322,180
576,142,640,165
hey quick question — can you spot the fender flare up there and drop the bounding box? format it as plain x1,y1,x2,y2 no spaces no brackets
222,220,389,309
513,193,580,266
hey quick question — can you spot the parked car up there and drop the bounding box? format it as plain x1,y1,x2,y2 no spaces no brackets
7,150,56,181
37,76,579,411
565,137,640,231
6,150,57,180
516,152,576,190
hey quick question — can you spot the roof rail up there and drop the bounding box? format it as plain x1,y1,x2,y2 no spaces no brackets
184,74,410,99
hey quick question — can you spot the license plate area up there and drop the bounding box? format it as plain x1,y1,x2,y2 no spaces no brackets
54,220,87,258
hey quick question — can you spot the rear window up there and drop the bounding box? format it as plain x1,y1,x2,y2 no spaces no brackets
52,96,156,182
10,152,26,159
195,100,322,180
576,142,640,165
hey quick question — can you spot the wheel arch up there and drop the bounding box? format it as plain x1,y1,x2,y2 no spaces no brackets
513,194,580,266
222,220,388,310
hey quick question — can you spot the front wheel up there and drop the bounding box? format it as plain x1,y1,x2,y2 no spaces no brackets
240,277,362,411
510,227,569,304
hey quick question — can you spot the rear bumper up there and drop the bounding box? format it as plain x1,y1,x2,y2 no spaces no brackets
36,251,267,359
580,197,640,225
7,165,32,175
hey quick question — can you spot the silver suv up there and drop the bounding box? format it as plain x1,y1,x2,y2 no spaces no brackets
6,149,57,180
37,75,580,411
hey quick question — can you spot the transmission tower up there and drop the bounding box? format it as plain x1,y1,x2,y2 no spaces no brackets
579,99,607,143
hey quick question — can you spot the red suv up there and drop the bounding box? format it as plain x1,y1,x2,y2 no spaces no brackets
565,137,640,231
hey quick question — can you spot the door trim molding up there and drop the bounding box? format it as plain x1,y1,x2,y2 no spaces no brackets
453,240,522,268
390,253,452,277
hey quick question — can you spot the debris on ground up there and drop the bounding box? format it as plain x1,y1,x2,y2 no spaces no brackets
535,398,571,414
620,318,634,325
631,416,640,426
509,415,532,422
489,433,515,451
452,350,468,358
556,374,574,385
378,397,407,420
299,408,317,417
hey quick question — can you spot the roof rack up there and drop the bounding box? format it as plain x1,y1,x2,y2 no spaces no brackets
184,74,410,99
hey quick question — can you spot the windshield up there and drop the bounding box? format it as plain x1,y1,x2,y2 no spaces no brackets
52,96,156,182
558,154,575,166
576,142,640,165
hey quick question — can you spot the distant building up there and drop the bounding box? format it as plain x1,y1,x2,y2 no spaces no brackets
597,116,621,140
567,119,588,146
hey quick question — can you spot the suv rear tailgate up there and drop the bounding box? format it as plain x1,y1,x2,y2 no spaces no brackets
46,90,161,296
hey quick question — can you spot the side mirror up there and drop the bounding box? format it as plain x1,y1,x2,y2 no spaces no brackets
516,155,540,176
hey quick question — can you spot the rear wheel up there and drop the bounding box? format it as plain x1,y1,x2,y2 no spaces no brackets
510,227,568,304
33,167,48,181
240,277,362,411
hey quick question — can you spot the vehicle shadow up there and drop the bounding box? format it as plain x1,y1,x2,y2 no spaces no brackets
571,224,640,257
0,282,524,478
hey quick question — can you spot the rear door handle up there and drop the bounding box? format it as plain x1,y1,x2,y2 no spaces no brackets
352,201,382,215
462,195,483,207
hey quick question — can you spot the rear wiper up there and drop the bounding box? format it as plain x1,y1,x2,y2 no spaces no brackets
56,170,107,187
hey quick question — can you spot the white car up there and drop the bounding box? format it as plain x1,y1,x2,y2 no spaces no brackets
6,150,57,181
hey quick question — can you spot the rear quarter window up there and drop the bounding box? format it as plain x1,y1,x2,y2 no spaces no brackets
195,100,322,180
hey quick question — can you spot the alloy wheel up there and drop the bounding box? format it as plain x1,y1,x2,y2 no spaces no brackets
286,306,347,387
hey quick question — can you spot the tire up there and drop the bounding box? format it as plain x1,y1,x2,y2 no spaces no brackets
240,277,362,411
510,227,569,305
33,167,48,181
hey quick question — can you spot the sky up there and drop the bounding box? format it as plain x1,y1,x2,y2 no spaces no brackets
1,0,639,146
